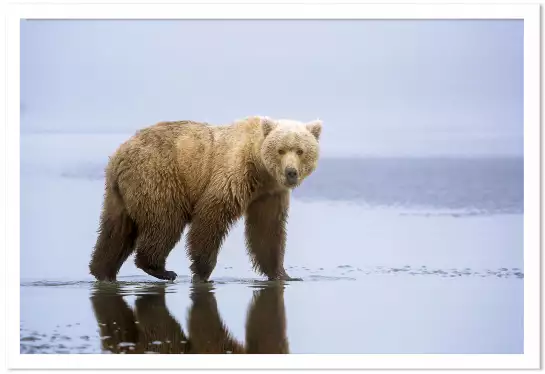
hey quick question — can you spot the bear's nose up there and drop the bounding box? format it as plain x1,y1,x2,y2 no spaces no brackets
285,167,298,184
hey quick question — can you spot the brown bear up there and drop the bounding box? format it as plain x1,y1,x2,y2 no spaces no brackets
89,116,322,282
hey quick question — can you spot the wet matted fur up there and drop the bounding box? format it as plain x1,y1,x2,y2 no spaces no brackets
89,116,322,282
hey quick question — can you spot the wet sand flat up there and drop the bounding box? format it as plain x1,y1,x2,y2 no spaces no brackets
20,134,524,354
20,269,523,354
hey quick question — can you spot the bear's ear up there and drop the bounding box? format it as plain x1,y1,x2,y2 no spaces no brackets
306,119,322,141
260,116,277,138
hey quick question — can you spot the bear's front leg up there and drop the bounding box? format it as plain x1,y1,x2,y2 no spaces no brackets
244,191,299,281
186,201,237,282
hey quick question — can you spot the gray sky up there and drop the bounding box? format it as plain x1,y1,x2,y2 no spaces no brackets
20,20,523,157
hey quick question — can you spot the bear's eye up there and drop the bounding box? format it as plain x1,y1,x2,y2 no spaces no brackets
296,149,304,155
278,149,285,155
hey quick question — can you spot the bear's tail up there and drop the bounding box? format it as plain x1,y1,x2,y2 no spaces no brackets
89,176,137,281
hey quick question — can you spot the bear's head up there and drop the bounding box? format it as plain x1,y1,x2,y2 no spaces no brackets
259,117,322,189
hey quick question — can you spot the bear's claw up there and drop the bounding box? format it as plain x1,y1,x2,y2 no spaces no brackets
148,270,177,281
162,271,178,281
286,276,303,281
269,274,303,282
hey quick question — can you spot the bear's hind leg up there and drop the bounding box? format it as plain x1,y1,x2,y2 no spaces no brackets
89,183,137,282
134,223,185,281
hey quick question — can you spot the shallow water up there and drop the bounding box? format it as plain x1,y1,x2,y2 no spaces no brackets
20,134,524,354
21,270,523,354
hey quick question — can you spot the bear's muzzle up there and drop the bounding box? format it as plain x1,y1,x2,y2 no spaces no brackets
285,167,298,186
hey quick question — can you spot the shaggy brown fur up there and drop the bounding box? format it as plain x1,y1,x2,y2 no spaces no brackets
89,116,322,282
90,284,288,354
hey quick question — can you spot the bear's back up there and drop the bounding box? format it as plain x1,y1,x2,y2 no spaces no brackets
110,120,217,208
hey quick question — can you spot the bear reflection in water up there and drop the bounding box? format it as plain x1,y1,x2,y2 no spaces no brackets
90,284,288,354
